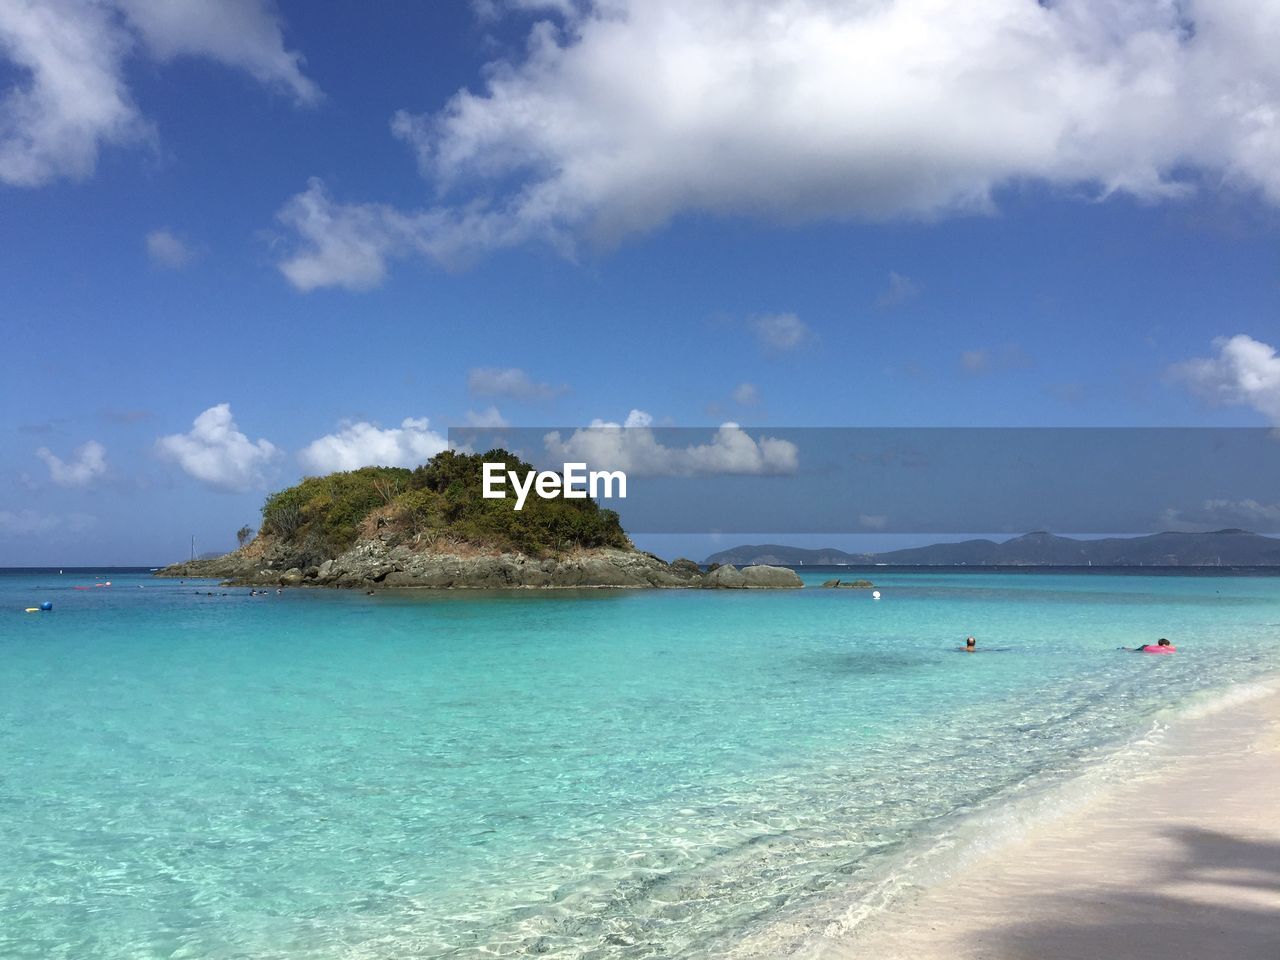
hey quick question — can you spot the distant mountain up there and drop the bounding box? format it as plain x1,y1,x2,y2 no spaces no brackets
704,545,878,566
706,530,1280,566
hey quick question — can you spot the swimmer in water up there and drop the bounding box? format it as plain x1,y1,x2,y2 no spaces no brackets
964,636,976,652
1122,638,1176,653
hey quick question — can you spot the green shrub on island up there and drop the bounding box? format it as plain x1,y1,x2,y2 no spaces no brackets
262,466,412,552
258,449,629,560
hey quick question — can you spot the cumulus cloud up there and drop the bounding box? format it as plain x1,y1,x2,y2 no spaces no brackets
751,313,811,351
1169,334,1280,423
464,406,510,428
298,417,448,474
731,382,759,406
275,179,424,291
0,0,143,187
467,366,567,400
36,440,107,487
116,0,318,105
156,403,280,492
0,0,315,187
545,410,798,477
877,271,920,308
277,0,1280,289
145,228,192,268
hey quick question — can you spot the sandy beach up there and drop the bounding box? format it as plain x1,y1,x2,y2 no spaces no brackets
826,682,1280,960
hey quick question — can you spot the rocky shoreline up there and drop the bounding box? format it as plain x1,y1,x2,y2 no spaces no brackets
156,538,803,590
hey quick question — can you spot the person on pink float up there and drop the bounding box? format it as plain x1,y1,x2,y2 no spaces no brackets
1121,637,1177,654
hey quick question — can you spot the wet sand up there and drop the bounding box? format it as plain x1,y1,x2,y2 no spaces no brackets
826,684,1280,960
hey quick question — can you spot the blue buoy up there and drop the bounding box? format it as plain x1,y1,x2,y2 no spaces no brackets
39,601,53,611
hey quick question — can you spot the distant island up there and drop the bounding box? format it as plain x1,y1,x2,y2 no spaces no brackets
707,530,1280,567
159,449,799,590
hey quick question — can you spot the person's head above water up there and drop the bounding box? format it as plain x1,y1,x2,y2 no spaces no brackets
1157,638,1171,646
965,636,976,648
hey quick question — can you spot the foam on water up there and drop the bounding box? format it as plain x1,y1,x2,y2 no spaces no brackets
2,568,1279,958
739,670,1280,959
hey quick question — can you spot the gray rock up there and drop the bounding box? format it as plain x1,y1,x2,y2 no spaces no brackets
703,564,802,589
740,565,803,588
670,558,703,578
157,541,803,590
702,564,746,588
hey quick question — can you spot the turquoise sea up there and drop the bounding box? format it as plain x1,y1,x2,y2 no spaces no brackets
3,567,1279,959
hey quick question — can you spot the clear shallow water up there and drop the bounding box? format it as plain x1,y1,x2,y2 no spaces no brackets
2,569,1279,959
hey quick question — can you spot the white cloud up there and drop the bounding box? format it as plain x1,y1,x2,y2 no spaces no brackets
1169,334,1280,423
877,271,920,308
275,178,424,291
545,411,798,477
277,0,1280,289
731,382,759,406
0,0,143,187
464,406,510,428
751,313,811,351
619,409,652,429
960,349,989,373
145,228,192,268
36,440,107,487
859,513,889,530
157,403,280,492
298,417,448,474
117,0,318,105
467,366,567,400
0,0,315,187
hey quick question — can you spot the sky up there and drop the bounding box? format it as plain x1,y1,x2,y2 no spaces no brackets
3,0,1280,565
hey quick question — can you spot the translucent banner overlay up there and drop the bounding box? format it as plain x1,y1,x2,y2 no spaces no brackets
447,427,1280,535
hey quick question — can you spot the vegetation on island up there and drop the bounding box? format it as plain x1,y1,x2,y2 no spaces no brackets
257,448,629,565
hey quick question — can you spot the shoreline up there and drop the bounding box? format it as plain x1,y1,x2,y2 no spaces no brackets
813,676,1280,960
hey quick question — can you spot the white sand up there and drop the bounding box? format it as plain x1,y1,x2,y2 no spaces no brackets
824,685,1280,960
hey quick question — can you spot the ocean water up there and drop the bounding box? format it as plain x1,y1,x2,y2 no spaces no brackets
2,567,1279,959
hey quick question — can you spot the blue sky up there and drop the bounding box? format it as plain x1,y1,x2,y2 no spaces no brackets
3,0,1280,565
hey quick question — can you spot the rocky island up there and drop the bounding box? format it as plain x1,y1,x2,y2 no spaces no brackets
158,449,802,590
